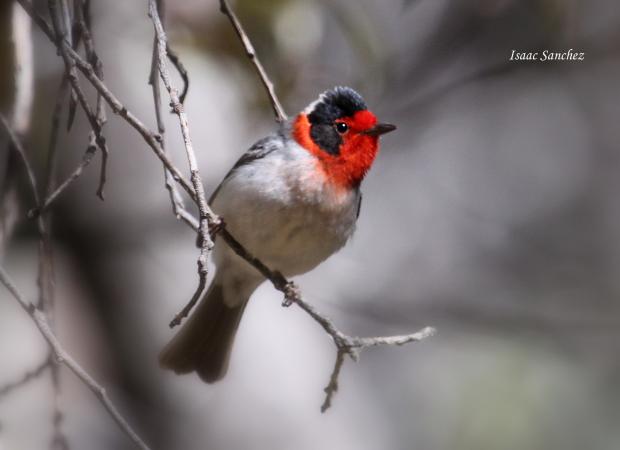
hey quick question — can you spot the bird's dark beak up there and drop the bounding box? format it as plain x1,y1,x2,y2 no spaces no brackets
362,123,397,136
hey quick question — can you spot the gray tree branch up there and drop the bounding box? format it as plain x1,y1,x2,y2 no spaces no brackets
148,0,215,328
0,266,150,450
219,0,287,123
0,112,149,449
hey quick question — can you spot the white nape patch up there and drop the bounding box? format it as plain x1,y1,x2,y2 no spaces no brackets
303,96,323,115
302,86,351,115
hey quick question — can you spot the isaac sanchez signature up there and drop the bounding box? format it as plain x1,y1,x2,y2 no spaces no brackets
510,49,585,62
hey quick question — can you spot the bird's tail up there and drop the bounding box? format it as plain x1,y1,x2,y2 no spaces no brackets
159,274,251,383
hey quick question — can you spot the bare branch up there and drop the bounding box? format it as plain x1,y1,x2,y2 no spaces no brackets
74,0,107,199
49,353,69,450
148,1,198,232
219,0,287,122
321,327,435,412
43,77,70,206
29,133,98,219
0,358,50,399
2,74,69,443
354,328,437,348
48,0,108,201
1,114,40,205
2,114,148,449
0,266,151,450
148,0,215,325
321,350,345,413
16,0,198,201
166,44,189,105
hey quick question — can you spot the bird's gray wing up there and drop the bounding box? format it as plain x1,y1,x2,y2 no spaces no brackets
208,134,282,204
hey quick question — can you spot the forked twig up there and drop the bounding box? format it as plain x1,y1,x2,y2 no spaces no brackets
48,0,109,202
148,0,198,233
320,327,436,412
148,0,216,326
29,134,98,219
74,0,107,199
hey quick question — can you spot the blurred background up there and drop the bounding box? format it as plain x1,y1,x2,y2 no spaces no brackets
1,0,620,449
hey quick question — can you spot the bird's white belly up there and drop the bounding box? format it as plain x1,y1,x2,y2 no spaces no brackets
211,146,359,277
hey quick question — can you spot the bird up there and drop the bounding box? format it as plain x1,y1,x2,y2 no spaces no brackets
159,86,396,383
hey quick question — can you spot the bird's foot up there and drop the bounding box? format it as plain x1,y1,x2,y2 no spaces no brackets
208,217,226,239
281,281,300,307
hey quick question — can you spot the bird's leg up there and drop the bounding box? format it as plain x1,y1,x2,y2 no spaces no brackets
281,280,300,307
208,216,226,240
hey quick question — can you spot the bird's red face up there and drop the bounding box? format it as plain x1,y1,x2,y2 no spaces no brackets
292,87,395,190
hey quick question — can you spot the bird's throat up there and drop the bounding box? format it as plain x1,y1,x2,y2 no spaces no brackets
292,114,379,190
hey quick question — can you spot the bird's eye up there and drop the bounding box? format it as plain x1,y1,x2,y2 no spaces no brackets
335,122,348,133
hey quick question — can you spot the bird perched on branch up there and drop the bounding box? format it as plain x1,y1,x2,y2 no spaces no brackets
160,86,396,382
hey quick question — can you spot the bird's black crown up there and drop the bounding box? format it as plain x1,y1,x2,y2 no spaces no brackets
308,86,367,125
306,87,367,156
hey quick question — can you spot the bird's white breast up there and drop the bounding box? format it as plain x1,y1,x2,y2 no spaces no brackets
211,139,359,278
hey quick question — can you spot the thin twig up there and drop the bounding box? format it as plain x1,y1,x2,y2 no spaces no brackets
1,115,40,205
49,356,69,450
43,76,70,204
9,16,135,445
2,93,69,448
0,358,51,399
320,350,345,413
6,69,67,445
0,113,50,310
321,327,436,412
166,44,189,105
16,0,197,201
29,134,98,219
149,0,215,326
2,113,149,449
74,0,107,199
219,0,287,122
58,0,78,134
49,0,108,201
148,0,198,232
0,267,151,450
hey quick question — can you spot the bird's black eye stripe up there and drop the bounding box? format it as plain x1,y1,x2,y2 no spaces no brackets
335,122,348,133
